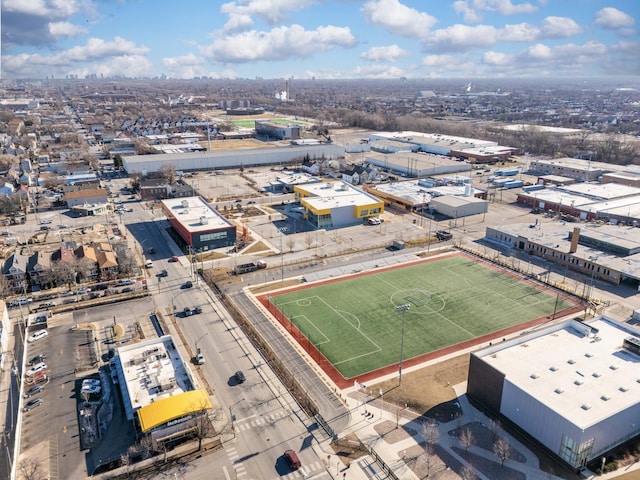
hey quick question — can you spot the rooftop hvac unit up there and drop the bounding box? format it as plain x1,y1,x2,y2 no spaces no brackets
200,216,208,225
181,199,189,208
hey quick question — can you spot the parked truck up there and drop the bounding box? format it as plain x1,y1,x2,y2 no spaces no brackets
234,260,267,274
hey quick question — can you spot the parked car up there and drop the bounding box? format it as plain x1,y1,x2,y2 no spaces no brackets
121,287,134,293
235,371,246,383
26,362,47,376
23,398,43,412
195,353,205,365
28,354,46,366
27,330,48,343
39,219,52,225
159,269,168,277
24,385,43,398
193,306,202,315
77,287,92,294
119,279,134,286
38,301,56,309
184,281,193,289
183,307,192,317
170,256,179,262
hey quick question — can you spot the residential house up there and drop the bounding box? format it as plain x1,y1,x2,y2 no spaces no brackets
0,182,15,196
95,243,118,279
75,245,100,280
63,188,108,208
2,251,29,293
27,251,52,288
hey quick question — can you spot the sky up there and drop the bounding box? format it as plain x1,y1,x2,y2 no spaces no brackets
1,0,638,80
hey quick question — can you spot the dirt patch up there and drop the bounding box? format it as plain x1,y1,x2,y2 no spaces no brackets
374,420,418,444
329,433,368,465
368,354,470,417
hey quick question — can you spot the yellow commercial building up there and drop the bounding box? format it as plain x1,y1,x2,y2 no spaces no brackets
294,181,384,228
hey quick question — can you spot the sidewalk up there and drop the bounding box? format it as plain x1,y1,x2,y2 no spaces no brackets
323,381,640,480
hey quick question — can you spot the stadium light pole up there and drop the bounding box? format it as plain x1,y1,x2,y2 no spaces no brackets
396,304,411,386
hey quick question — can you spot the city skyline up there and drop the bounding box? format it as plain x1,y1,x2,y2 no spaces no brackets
1,0,638,81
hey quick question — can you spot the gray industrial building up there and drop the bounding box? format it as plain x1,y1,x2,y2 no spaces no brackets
365,151,471,178
468,316,640,470
122,144,345,175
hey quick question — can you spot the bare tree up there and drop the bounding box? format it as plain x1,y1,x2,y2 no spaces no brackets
459,427,474,452
116,248,137,275
489,418,501,443
159,163,177,184
286,236,296,252
17,458,42,480
422,423,440,478
50,259,78,288
493,437,511,467
120,451,131,478
304,233,314,249
460,464,476,480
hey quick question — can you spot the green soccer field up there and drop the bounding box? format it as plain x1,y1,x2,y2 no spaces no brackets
229,118,305,128
270,255,574,379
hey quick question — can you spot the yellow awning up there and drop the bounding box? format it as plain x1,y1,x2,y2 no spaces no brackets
137,389,211,433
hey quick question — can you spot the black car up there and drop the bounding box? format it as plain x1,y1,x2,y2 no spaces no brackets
183,307,192,317
23,398,43,411
159,269,168,277
24,385,43,398
184,281,193,289
28,354,46,366
235,371,246,383
193,306,202,314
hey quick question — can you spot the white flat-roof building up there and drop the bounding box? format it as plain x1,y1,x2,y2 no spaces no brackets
365,151,471,178
468,317,640,469
161,196,236,250
294,181,384,228
122,144,345,175
485,222,640,288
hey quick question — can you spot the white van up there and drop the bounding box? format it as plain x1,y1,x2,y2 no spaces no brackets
145,260,153,268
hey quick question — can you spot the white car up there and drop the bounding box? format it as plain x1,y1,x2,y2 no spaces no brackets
77,287,92,294
39,219,52,225
82,378,101,387
27,330,48,343
26,362,48,376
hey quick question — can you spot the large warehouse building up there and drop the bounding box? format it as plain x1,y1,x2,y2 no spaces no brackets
122,143,345,175
468,317,640,470
161,196,236,250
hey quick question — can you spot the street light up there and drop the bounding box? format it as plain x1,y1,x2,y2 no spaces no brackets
195,332,209,355
230,398,245,438
396,304,410,386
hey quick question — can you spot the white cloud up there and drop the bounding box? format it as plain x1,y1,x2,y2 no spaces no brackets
361,0,437,38
222,13,254,33
201,24,355,63
4,0,84,17
220,0,318,25
452,0,537,23
421,54,457,67
162,54,210,79
1,37,152,79
499,23,539,42
69,55,154,79
64,37,149,62
594,7,635,29
360,45,409,62
351,64,406,79
48,21,88,38
540,16,581,38
426,24,497,52
482,50,512,66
